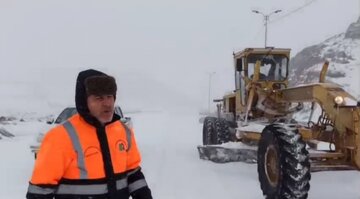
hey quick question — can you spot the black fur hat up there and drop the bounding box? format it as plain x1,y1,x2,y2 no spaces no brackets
84,75,117,96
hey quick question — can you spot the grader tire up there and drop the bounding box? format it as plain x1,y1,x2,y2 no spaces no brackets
202,117,230,145
214,118,230,144
258,123,310,199
202,117,216,145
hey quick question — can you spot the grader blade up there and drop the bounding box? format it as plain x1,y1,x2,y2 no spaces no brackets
197,145,257,163
311,163,355,172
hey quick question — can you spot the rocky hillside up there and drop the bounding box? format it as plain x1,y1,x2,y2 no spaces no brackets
289,17,360,99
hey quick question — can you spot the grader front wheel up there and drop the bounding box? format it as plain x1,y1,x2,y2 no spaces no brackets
264,145,280,188
258,123,311,199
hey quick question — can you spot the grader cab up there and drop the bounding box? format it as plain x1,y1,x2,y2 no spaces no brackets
198,47,360,198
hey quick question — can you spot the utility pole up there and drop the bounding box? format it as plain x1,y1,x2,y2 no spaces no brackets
207,72,216,113
252,9,282,47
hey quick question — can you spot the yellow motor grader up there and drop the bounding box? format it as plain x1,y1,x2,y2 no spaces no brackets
198,47,360,199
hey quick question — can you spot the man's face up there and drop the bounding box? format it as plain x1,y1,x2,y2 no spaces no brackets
87,94,115,125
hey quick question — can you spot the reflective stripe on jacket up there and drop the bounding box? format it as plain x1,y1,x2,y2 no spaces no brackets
26,114,149,199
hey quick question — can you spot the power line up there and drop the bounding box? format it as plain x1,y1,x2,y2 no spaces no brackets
269,0,317,24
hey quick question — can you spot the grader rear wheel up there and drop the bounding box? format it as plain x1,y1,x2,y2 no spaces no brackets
203,117,216,145
202,117,230,145
258,123,311,199
213,118,230,144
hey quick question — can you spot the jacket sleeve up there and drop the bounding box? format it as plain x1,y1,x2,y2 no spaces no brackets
126,129,152,199
26,183,57,199
26,127,73,199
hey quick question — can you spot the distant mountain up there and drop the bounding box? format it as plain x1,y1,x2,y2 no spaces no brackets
289,17,360,99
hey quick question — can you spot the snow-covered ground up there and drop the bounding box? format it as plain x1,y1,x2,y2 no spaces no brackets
0,1,359,198
1,109,360,199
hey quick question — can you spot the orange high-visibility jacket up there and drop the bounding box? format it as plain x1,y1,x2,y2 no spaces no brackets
26,114,150,199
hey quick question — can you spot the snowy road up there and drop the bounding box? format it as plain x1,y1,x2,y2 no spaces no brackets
134,110,262,199
1,110,360,198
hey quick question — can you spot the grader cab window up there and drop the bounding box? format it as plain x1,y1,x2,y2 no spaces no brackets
235,58,244,90
235,58,246,105
247,54,288,81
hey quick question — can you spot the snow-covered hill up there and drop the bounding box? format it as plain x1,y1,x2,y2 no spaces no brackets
290,17,360,99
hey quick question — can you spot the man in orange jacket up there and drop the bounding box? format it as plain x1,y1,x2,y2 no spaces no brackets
26,69,152,199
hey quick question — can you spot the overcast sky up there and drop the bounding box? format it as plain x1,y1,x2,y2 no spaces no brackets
0,0,359,114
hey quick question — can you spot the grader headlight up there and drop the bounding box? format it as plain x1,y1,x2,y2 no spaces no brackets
334,96,344,105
